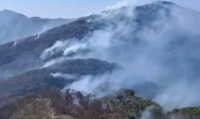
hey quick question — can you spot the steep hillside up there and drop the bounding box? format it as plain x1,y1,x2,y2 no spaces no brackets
0,1,177,80
0,1,200,119
0,58,118,107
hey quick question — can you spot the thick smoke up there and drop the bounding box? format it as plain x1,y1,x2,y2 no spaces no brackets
40,0,200,112
106,0,137,10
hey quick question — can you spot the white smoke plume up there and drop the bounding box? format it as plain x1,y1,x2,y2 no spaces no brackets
106,0,137,10
39,0,200,112
50,72,77,80
34,25,48,40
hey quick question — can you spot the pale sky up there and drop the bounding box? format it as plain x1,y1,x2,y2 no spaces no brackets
0,0,200,18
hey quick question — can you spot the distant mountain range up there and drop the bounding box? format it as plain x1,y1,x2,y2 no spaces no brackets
0,9,72,44
0,1,200,117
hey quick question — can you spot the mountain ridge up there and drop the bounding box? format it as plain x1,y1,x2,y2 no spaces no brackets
0,9,69,19
0,9,73,44
0,1,200,118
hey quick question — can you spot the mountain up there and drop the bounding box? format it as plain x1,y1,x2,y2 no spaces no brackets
0,9,72,44
0,1,200,118
0,1,177,80
0,58,118,107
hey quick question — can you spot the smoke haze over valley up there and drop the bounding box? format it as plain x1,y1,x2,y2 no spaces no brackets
0,9,72,44
0,0,200,119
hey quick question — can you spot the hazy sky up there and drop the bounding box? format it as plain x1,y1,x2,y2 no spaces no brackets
0,0,200,18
